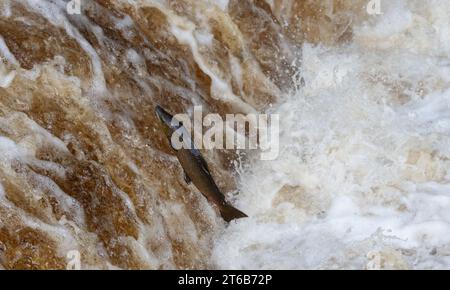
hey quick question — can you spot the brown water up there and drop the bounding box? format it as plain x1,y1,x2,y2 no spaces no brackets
1,0,449,270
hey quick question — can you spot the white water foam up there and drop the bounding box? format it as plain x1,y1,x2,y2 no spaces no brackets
212,0,450,269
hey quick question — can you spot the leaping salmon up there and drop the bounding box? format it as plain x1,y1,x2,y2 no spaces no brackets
155,105,248,222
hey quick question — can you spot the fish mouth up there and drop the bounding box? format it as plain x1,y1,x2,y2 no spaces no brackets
155,105,174,127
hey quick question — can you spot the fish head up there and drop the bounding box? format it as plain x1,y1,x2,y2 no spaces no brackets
155,105,173,125
155,105,184,136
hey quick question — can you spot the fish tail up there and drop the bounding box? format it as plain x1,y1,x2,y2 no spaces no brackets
219,204,248,222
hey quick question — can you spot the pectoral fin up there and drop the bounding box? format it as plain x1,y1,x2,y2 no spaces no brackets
184,171,192,184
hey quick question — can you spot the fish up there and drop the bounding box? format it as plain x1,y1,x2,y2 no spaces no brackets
155,105,248,222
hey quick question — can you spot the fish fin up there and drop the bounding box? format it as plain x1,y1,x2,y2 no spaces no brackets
183,171,192,184
192,150,213,178
195,154,228,200
219,204,248,223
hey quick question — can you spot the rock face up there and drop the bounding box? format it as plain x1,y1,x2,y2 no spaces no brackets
0,0,364,269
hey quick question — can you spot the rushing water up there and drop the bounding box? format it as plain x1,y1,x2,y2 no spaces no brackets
0,0,449,269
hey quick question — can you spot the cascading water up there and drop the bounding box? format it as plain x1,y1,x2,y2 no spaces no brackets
0,0,449,269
